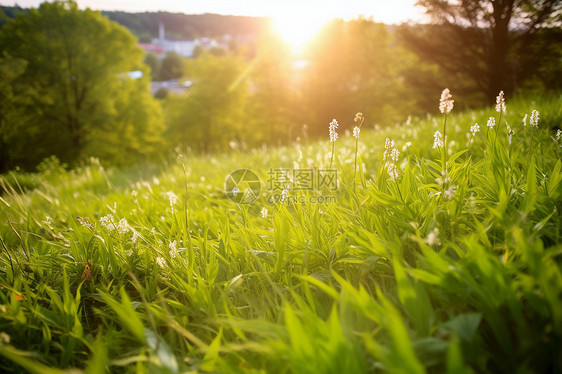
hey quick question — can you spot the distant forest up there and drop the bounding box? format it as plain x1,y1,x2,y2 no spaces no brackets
0,6,269,41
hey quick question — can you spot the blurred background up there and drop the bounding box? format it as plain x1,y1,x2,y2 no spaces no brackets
0,0,560,171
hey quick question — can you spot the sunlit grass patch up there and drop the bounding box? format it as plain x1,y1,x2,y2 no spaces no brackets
0,92,561,373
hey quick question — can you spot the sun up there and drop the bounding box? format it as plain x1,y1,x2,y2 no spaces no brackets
272,10,333,53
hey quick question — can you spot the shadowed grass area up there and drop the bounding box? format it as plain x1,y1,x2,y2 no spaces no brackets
0,92,561,373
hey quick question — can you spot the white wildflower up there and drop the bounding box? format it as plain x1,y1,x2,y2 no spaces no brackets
383,138,400,162
77,216,94,230
169,240,178,258
260,207,268,219
100,214,116,231
522,114,528,126
391,148,400,162
556,129,562,141
387,164,400,181
167,191,178,210
439,88,454,114
232,187,239,197
530,110,539,127
156,257,166,268
443,185,457,200
402,141,412,151
131,231,139,244
117,218,129,234
495,90,506,112
385,138,394,150
353,126,360,139
487,117,495,129
435,176,451,186
470,123,480,135
433,131,444,149
150,227,156,235
426,227,441,246
329,119,339,142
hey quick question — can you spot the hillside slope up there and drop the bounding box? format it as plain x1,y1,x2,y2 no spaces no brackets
0,94,561,372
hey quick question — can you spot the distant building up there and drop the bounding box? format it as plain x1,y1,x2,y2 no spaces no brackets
138,43,165,57
152,22,200,58
138,22,228,58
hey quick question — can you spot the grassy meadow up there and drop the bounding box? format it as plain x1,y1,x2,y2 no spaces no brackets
1,93,562,373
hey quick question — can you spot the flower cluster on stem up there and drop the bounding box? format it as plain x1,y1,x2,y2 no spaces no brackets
328,119,338,168
439,88,454,114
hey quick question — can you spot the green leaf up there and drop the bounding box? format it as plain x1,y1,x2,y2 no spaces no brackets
99,288,145,343
200,328,223,372
0,345,81,374
524,156,537,214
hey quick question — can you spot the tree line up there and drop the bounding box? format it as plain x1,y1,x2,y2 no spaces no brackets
0,0,560,172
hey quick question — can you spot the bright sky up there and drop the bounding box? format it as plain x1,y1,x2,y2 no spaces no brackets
3,0,423,24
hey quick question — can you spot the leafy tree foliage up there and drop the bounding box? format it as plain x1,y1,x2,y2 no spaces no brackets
143,52,160,80
0,1,163,171
155,52,185,81
163,51,248,153
245,32,298,145
160,20,403,152
400,0,562,104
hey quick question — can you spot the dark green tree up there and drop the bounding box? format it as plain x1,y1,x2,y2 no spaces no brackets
0,54,28,171
143,52,160,81
163,52,247,152
157,52,185,81
0,0,163,170
400,0,562,103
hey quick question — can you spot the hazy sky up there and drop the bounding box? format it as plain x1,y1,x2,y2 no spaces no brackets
3,0,424,24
